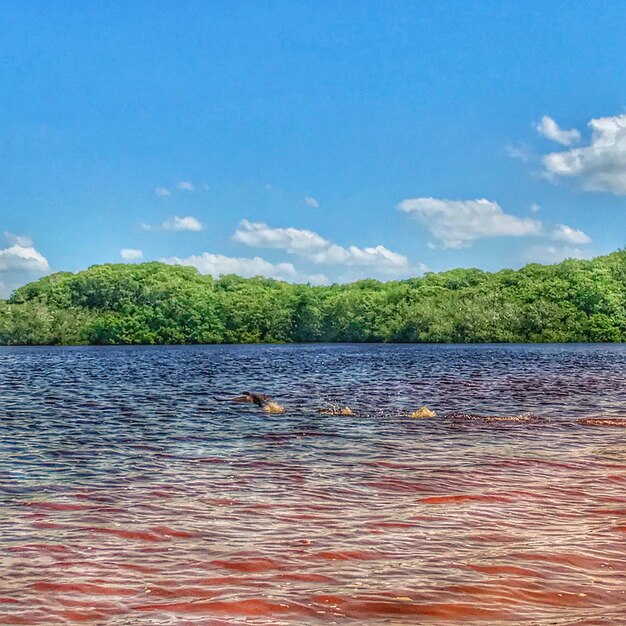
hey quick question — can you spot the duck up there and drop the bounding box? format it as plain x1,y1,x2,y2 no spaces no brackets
214,391,272,406
214,391,285,413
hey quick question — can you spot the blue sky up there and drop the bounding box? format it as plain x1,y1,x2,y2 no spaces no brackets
2,1,626,295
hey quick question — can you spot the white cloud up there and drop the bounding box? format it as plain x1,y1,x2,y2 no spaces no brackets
232,220,409,273
542,114,626,194
309,243,408,270
177,181,195,191
530,203,541,213
523,245,592,265
427,242,437,250
120,248,144,261
162,252,296,280
551,224,592,245
304,196,320,208
0,233,50,298
398,197,543,248
536,115,581,146
234,220,327,253
0,243,49,273
155,187,171,197
141,216,204,232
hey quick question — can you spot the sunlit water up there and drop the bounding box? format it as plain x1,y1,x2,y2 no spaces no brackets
1,344,626,625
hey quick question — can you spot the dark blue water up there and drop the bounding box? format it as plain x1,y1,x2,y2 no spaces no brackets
1,344,626,625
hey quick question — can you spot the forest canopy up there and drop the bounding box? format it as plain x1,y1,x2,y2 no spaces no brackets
1,251,626,345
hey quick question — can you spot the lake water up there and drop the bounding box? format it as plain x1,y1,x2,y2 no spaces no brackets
1,344,626,625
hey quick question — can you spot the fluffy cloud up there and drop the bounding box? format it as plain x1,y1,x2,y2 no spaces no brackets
304,196,320,208
162,252,296,280
232,220,408,273
177,181,195,191
552,224,592,245
398,197,543,248
234,220,327,253
523,245,592,265
0,242,49,273
308,244,408,271
120,248,144,261
0,233,50,298
536,115,581,146
542,114,626,194
155,187,171,197
141,216,204,232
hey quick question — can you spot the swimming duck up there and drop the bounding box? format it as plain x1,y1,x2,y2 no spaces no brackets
214,391,273,406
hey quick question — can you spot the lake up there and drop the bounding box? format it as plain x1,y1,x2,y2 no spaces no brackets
1,344,626,624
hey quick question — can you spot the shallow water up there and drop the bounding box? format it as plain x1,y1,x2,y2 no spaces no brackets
1,343,626,625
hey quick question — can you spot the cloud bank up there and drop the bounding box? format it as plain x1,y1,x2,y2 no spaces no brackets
232,220,409,274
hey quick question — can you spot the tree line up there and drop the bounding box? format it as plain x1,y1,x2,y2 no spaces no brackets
1,250,626,345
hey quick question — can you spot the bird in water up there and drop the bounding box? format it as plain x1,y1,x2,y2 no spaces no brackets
214,391,285,413
214,391,271,406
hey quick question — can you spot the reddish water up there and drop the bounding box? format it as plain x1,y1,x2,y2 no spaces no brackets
1,344,626,624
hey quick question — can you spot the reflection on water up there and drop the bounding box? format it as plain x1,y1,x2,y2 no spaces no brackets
1,344,626,624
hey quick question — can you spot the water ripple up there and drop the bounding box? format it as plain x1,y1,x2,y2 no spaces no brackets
1,344,626,624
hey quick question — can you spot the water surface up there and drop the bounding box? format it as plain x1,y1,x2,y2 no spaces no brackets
1,344,626,624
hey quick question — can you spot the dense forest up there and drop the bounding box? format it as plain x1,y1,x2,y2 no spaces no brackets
1,250,626,345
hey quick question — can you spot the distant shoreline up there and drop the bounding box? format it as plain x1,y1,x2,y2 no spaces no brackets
2,252,625,345
1,341,625,348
